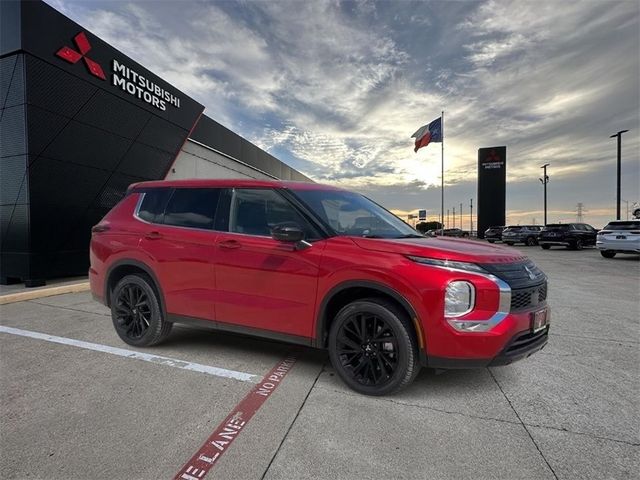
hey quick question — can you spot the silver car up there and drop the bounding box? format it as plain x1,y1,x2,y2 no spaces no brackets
596,220,640,258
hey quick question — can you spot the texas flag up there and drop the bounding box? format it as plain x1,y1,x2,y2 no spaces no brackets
411,117,442,152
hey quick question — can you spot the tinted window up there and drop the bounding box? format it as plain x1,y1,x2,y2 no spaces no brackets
164,188,220,229
137,189,172,223
604,221,640,230
230,188,318,238
546,224,571,231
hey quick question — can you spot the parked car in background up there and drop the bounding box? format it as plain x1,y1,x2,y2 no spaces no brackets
502,225,543,246
538,223,598,250
90,179,549,396
596,220,640,258
485,226,505,243
440,228,470,238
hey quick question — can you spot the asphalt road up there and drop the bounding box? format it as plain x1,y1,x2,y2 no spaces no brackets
1,246,638,479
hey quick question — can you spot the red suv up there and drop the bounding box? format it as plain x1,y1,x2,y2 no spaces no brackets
90,179,549,395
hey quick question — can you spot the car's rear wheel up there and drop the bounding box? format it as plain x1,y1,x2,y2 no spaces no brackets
526,236,537,246
328,298,419,396
111,274,172,347
487,239,495,243
505,242,514,246
541,244,551,250
600,250,616,258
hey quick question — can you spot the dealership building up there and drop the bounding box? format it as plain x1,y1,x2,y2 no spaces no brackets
0,0,309,286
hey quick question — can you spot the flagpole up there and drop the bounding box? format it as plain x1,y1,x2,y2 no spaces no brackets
441,110,444,231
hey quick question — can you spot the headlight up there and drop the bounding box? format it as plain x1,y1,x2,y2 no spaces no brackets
444,281,475,317
407,256,487,273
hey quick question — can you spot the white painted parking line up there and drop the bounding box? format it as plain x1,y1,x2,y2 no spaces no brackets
0,325,258,383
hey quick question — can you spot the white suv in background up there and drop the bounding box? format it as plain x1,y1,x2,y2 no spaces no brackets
596,220,640,258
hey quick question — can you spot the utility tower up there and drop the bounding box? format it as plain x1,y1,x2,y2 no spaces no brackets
575,203,587,223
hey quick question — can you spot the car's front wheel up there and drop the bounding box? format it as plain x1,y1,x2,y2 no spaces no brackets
526,237,537,246
111,274,172,347
600,250,616,258
487,239,495,243
328,298,419,396
571,238,584,250
541,244,551,250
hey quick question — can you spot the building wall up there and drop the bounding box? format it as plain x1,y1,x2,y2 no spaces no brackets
167,140,275,181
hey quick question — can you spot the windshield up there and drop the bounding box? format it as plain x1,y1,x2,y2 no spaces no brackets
545,224,571,231
504,226,522,232
292,189,420,239
603,221,640,231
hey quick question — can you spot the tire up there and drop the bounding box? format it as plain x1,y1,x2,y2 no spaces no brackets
600,250,616,258
526,237,537,247
571,238,583,250
111,274,172,347
328,298,419,396
505,242,514,246
541,244,551,250
487,240,495,244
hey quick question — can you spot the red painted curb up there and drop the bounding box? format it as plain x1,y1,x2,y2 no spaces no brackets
174,354,298,480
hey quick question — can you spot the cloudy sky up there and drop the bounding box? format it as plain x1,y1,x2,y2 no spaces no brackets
48,0,639,227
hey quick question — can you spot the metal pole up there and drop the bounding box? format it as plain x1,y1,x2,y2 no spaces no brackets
460,202,463,230
470,199,473,234
453,207,456,228
441,110,444,234
610,130,629,220
540,164,550,226
447,209,450,228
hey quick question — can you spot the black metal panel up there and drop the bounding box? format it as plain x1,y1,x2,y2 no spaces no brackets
477,147,506,239
1,55,25,109
0,156,28,205
116,142,174,180
75,89,150,140
41,117,133,171
0,204,29,253
0,0,21,57
25,54,97,119
25,105,69,158
0,105,27,157
137,115,188,154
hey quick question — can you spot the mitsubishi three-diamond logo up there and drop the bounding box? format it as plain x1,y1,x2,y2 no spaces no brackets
56,32,106,80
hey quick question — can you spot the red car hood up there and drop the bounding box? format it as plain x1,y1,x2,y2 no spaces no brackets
351,237,527,264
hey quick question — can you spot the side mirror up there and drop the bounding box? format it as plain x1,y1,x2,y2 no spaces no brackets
271,224,305,243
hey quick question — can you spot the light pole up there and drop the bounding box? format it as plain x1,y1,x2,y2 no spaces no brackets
610,130,629,220
539,164,550,225
453,207,456,228
470,198,473,234
623,199,629,220
447,209,450,228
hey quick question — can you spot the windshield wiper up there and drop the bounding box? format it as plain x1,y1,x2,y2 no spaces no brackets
361,234,384,238
395,234,425,238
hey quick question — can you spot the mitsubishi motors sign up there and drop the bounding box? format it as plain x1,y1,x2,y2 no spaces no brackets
111,59,181,111
13,1,202,130
55,31,182,112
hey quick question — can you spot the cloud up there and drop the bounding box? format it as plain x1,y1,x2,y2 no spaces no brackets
46,0,639,228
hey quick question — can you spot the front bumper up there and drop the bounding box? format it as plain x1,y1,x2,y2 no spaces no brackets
426,326,549,368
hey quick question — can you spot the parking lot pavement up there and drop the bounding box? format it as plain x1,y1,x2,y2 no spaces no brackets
1,246,638,479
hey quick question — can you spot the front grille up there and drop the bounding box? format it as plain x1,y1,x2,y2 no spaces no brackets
510,281,547,311
480,259,546,289
503,328,548,356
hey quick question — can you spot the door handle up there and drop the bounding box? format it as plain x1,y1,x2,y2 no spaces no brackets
145,231,163,240
219,239,241,249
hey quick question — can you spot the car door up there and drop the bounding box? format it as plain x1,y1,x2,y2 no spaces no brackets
137,188,221,322
213,188,325,339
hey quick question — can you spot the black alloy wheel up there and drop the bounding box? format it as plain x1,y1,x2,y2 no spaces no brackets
329,298,419,396
114,283,151,340
111,274,172,347
526,236,537,246
572,238,583,250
